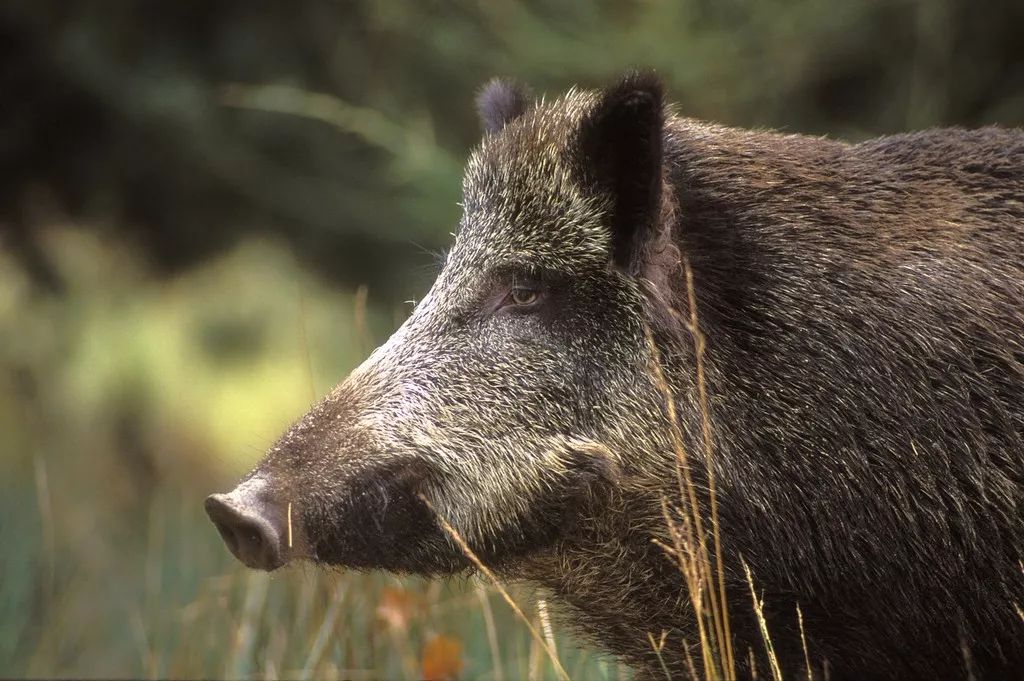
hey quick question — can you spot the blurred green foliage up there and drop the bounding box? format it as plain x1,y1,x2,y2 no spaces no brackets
2,0,1022,296
1,0,1022,678
0,229,629,678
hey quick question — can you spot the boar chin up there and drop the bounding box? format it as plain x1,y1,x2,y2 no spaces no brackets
306,470,467,574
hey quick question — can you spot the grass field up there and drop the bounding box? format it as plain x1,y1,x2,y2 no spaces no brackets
0,228,632,680
4,484,629,680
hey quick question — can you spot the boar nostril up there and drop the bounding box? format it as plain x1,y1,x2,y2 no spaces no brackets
204,493,284,571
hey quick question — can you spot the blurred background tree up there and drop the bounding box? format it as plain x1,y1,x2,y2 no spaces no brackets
4,0,1022,297
1,1,1022,678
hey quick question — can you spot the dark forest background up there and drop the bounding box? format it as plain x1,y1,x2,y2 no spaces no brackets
2,1,1022,679
5,0,1023,298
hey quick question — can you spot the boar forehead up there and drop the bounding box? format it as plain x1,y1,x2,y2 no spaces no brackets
455,90,612,276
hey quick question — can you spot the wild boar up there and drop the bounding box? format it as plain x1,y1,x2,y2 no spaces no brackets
207,72,1024,679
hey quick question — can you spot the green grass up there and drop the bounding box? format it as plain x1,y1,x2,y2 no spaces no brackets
0,228,629,680
3,485,627,680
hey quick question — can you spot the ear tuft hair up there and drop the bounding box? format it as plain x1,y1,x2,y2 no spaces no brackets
580,70,666,273
476,78,532,135
600,70,665,119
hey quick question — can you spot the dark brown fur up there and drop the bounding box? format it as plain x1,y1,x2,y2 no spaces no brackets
521,119,1024,679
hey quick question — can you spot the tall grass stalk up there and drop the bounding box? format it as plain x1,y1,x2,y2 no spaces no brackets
685,260,736,676
476,584,505,681
418,494,571,681
538,598,558,660
743,560,782,681
226,571,270,679
300,581,347,681
647,630,673,681
644,328,719,676
797,603,813,681
643,256,737,679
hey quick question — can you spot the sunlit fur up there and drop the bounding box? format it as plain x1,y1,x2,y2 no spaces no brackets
242,75,1024,679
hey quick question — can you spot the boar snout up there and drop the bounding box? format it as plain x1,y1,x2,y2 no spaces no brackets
205,479,290,571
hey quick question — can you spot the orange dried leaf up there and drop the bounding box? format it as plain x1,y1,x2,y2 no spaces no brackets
376,586,417,631
422,633,464,680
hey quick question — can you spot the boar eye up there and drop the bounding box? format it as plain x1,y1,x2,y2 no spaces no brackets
497,286,541,312
510,287,538,306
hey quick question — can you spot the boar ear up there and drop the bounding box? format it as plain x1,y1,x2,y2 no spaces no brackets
476,78,532,135
580,71,665,273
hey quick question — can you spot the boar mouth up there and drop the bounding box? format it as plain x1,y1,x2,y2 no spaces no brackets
302,460,472,574
205,457,469,575
206,447,617,575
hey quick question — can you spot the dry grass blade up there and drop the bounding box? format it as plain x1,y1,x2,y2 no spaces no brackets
300,581,347,681
647,630,673,681
226,572,269,680
538,598,558,658
475,584,505,681
683,637,701,681
684,259,735,678
656,497,717,677
645,256,741,680
643,325,706,553
797,603,812,680
418,494,571,681
645,324,722,677
742,559,782,681
287,501,293,549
